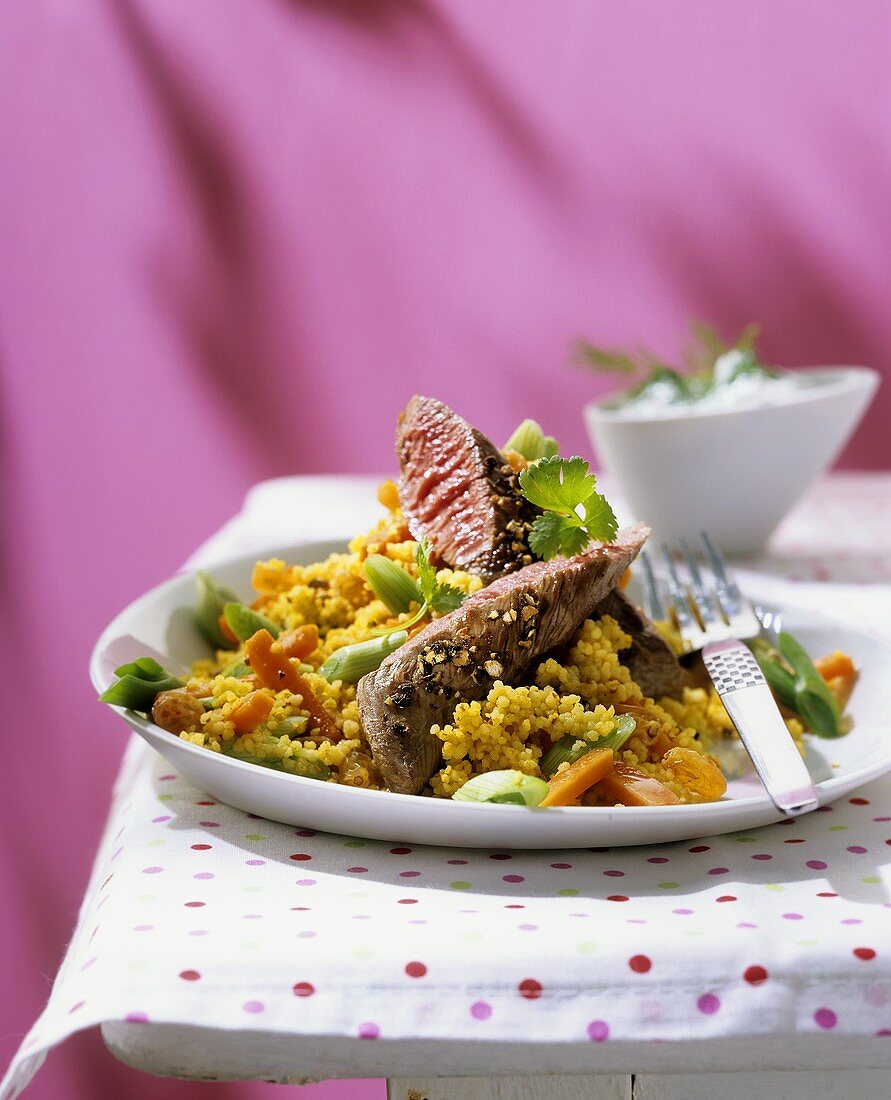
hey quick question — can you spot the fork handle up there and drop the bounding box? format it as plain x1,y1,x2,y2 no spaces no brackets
702,639,819,817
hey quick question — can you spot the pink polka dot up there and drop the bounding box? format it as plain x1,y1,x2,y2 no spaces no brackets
198,820,220,828
697,994,721,1015
132,924,153,932
814,1008,837,1029
68,1001,86,1014
245,859,265,866
603,870,625,877
752,854,772,861
142,866,163,875
397,898,417,904
647,857,669,864
399,870,421,878
518,923,538,931
587,1019,609,1041
358,1022,380,1039
297,930,316,939
707,867,729,876
551,862,572,869
184,901,205,908
673,908,693,915
405,961,427,978
503,874,525,883
806,860,828,870
125,1012,149,1023
470,1001,493,1020
193,872,214,880
347,866,368,874
152,815,171,823
242,1000,264,1014
847,846,867,854
783,913,804,920
296,879,317,886
447,859,468,865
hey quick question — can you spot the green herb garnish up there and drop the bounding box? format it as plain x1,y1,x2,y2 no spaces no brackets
518,456,618,560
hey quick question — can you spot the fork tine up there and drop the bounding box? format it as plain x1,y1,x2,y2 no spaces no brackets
638,549,666,622
700,531,742,616
680,537,720,625
660,544,693,628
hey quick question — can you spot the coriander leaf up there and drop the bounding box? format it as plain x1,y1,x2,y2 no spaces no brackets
414,537,439,606
430,583,465,614
528,512,589,560
518,455,597,516
581,491,618,544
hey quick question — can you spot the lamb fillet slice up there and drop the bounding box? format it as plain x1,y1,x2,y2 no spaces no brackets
396,394,540,583
593,588,686,699
357,524,650,794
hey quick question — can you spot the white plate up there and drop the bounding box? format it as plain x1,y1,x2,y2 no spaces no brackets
90,541,891,848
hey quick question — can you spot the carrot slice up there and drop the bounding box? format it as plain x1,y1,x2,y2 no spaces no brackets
244,629,340,742
230,691,275,735
539,749,614,807
591,764,681,806
814,651,857,709
278,624,320,660
217,614,239,646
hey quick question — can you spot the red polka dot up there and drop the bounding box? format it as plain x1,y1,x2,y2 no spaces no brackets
716,896,737,903
744,965,768,985
179,970,201,981
289,853,312,862
629,955,652,973
849,797,869,805
688,845,710,853
518,979,542,1000
489,853,512,860
195,800,215,805
817,892,838,898
607,895,629,903
784,838,806,844
190,844,211,851
854,947,876,961
405,961,427,978
292,982,315,997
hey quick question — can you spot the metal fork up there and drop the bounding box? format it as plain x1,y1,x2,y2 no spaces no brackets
639,533,818,818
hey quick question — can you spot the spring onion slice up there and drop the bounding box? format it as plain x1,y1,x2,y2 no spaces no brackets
778,631,843,738
364,555,422,615
319,629,409,684
452,770,549,807
539,714,636,778
194,572,241,649
228,747,331,781
223,602,280,642
99,657,184,711
503,419,559,462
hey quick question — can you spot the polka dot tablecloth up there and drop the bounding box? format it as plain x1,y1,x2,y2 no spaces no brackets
3,474,891,1099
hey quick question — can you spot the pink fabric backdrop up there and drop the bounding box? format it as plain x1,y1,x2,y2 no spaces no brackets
2,2,890,1097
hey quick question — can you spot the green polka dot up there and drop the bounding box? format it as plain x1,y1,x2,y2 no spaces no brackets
450,881,472,890
734,835,757,843
862,876,881,884
798,939,820,946
764,883,785,892
136,893,157,902
348,891,369,899
245,834,265,841
128,959,150,972
683,930,704,938
576,941,597,954
157,794,173,802
657,882,679,890
344,841,365,848
352,946,373,960
242,885,263,893
240,942,260,951
828,825,848,832
557,888,579,897
146,839,165,847
462,932,482,942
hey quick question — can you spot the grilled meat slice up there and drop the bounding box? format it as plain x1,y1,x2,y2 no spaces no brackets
396,395,540,583
357,525,650,794
593,588,686,699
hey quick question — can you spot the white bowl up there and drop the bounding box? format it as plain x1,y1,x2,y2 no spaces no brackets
584,366,879,554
